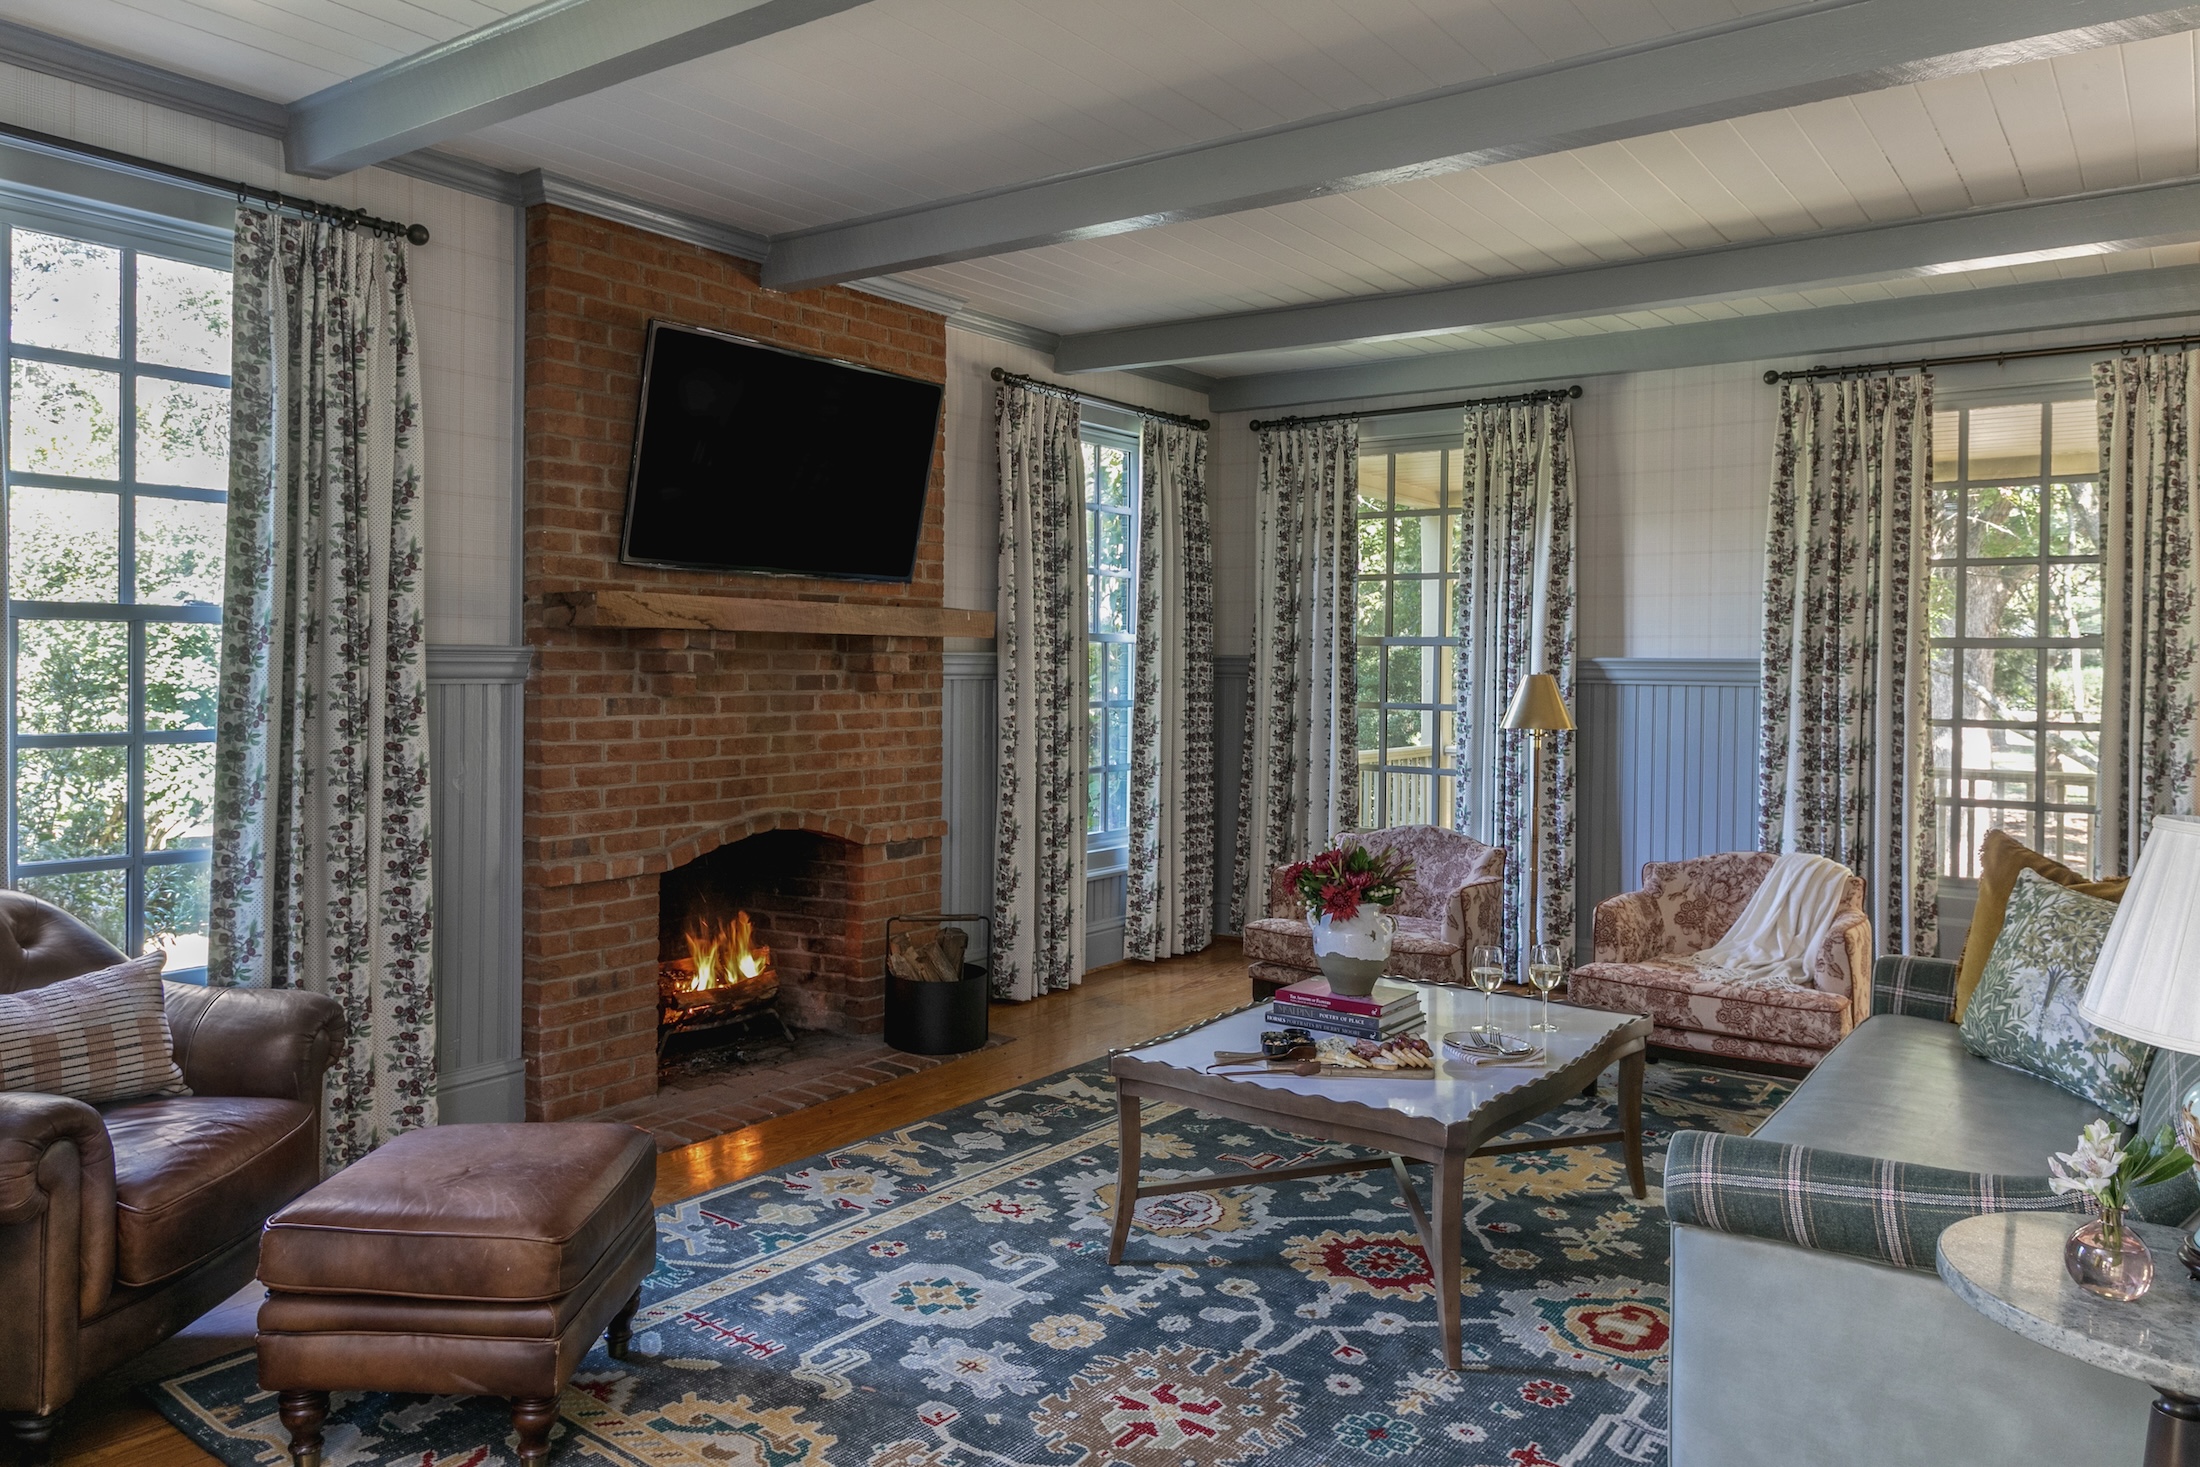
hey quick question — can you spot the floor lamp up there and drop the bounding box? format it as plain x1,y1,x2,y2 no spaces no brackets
1502,672,1574,975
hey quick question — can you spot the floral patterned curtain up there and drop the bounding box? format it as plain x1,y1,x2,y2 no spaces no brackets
993,381,1086,1000
2095,351,2200,872
1125,418,1215,960
1758,375,1935,956
1233,422,1359,929
1452,399,1577,958
209,207,433,1167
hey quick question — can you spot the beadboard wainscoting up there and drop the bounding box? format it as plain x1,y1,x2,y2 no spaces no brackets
942,651,998,952
1574,659,1761,955
427,644,531,1122
1213,654,1250,935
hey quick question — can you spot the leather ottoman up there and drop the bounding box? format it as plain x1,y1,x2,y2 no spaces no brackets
254,1122,657,1467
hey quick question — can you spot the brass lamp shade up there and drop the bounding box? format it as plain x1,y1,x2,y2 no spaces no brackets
1502,672,1574,733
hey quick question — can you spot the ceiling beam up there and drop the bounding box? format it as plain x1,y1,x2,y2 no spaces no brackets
1055,176,2200,371
761,0,2200,292
285,0,879,178
1202,264,2200,413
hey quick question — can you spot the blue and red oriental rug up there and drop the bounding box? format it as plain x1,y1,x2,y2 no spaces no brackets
154,1057,1787,1465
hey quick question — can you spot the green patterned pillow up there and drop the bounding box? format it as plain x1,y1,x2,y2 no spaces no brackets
1959,868,2155,1122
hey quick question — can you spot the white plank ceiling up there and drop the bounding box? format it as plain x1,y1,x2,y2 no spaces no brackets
9,0,2199,385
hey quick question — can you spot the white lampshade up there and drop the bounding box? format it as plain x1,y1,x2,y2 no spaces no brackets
2081,812,2200,1053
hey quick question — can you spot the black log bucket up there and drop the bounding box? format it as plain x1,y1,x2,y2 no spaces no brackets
884,913,991,1056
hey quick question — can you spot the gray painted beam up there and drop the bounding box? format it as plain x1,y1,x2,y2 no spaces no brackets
287,0,879,178
761,0,2200,291
1203,264,2200,412
1057,176,2200,371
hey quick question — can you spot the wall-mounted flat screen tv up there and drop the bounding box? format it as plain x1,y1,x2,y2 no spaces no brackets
621,321,943,582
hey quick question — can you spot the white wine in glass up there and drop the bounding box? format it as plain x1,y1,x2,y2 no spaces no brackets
1470,945,1506,1034
1528,943,1564,1035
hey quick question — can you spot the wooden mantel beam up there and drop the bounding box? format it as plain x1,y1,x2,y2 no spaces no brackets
545,588,995,640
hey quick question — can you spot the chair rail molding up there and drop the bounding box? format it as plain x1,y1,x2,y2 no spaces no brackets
1574,657,1761,955
427,643,531,1122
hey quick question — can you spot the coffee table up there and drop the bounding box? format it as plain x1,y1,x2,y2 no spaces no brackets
1107,989,1653,1367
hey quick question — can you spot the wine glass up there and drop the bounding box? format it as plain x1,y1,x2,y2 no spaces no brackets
1469,946,1506,1035
1528,943,1564,1035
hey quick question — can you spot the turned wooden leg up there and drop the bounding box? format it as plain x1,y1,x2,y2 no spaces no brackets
1432,1149,1467,1370
1108,1087,1143,1266
608,1286,642,1360
277,1391,328,1467
511,1395,559,1466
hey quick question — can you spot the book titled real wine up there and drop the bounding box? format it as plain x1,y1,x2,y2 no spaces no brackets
1270,977,1421,1018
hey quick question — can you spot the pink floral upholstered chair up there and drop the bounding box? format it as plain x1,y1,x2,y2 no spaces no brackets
1568,851,1872,1070
1242,826,1505,998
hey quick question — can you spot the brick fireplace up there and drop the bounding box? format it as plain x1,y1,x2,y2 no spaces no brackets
521,204,951,1121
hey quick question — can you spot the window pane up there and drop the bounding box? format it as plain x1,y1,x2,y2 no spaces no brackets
1384,705,1427,758
1931,410,1960,483
1963,648,2037,721
135,379,229,489
1357,456,1388,513
1965,566,2038,638
2047,562,2102,638
1930,484,1960,559
2040,810,2093,874
1389,577,1425,637
1928,566,1956,639
1386,644,1425,705
10,231,119,357
1391,514,1434,575
1087,772,1101,830
146,861,211,972
1356,580,1384,640
1393,452,1442,510
1105,643,1129,702
1965,483,2040,558
18,868,124,950
17,745,127,859
1356,659,1380,753
1094,446,1129,507
135,256,231,374
10,486,119,602
2050,399,2099,476
1929,646,1955,720
16,621,126,733
2049,480,2102,556
146,742,214,851
9,361,119,478
2046,647,2103,723
1105,707,1129,771
1093,508,1129,572
1094,575,1126,634
2047,731,2100,805
1358,514,1388,578
1968,404,2043,481
145,623,219,730
135,495,226,604
1105,770,1127,831
1087,642,1101,702
1087,711,1102,770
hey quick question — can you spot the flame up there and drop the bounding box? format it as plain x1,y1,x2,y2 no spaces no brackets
685,911,772,991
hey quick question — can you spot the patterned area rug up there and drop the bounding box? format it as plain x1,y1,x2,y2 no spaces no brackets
154,1058,1788,1466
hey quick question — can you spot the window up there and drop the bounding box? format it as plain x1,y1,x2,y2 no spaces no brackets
1929,399,2102,881
2,206,231,979
1354,445,1458,829
1083,426,1138,849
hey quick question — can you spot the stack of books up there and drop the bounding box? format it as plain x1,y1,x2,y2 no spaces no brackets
1266,978,1424,1040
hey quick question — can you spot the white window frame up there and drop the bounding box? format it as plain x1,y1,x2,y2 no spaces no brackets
1355,437,1460,832
1081,421,1139,854
0,189,232,979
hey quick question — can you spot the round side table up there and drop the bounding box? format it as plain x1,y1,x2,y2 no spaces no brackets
1939,1212,2200,1467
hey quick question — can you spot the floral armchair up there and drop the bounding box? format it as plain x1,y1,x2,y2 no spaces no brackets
1242,826,1505,997
1569,851,1872,1070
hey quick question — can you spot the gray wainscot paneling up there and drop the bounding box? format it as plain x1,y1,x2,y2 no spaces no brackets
1574,659,1760,955
1213,654,1250,934
428,644,531,1123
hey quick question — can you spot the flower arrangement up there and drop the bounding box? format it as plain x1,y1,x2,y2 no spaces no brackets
2049,1120,2193,1248
1283,842,1415,922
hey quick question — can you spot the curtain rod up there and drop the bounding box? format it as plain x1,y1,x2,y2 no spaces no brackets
1763,330,2200,383
0,121,431,245
1248,382,1582,433
989,367,1210,431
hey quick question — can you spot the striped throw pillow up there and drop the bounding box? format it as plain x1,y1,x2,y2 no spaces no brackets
0,952,187,1103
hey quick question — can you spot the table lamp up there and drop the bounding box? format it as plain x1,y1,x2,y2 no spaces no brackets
2081,811,2200,1274
1502,672,1574,972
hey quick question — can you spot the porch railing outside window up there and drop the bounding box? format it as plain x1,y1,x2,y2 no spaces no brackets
1354,445,1457,832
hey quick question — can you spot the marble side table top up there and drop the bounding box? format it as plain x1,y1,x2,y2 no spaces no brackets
1938,1212,2200,1396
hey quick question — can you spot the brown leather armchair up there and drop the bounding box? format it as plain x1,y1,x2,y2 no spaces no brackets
0,893,345,1458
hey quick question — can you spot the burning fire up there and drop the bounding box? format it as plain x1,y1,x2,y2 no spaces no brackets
683,911,772,992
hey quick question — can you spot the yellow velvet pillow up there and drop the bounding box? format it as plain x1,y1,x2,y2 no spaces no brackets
1952,829,2128,1022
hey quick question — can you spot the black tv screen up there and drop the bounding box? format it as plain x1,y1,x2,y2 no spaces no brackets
621,321,943,581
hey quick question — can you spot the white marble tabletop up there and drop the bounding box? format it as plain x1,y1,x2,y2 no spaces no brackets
1937,1211,2200,1396
1112,986,1640,1128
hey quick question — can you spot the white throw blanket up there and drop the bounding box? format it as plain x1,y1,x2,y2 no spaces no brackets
1686,853,1852,989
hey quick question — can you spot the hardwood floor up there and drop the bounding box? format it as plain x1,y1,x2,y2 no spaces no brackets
42,943,1252,1467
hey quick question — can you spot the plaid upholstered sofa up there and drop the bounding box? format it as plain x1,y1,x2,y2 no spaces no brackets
1570,851,1871,1069
1240,825,1504,997
1662,955,2200,1466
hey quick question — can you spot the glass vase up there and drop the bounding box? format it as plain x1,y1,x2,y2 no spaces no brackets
2065,1208,2154,1302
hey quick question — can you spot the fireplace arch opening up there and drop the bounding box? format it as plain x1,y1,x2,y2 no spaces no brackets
659,828,861,1044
